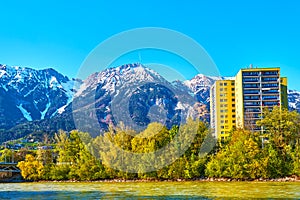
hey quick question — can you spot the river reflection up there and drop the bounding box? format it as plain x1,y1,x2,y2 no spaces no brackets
0,181,299,199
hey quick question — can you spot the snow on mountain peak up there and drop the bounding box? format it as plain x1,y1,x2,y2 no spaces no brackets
75,63,166,97
0,63,82,126
288,89,300,112
1,62,300,133
184,74,219,93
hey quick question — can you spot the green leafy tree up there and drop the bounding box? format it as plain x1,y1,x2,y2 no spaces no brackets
51,130,106,180
257,106,300,177
206,129,267,179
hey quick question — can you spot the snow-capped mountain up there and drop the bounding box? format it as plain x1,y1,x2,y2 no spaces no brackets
0,64,81,130
288,90,300,112
184,74,224,104
1,63,300,142
72,63,197,136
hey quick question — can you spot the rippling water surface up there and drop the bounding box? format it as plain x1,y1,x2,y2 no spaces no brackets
0,181,299,199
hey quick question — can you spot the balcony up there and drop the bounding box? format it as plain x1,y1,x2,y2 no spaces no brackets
262,89,279,94
244,102,261,107
243,84,260,89
242,72,260,77
244,96,261,101
243,89,260,95
243,78,260,83
261,72,279,78
244,105,261,109
262,101,280,107
262,83,279,88
245,108,261,113
262,96,279,101
261,77,279,83
244,99,261,102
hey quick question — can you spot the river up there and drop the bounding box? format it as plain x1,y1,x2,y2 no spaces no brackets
0,181,299,199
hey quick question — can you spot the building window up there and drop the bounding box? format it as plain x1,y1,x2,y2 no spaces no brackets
221,126,225,129
232,104,235,107
233,120,236,123
232,109,236,112
224,83,227,86
231,82,235,86
221,115,224,118
231,88,235,91
220,83,223,86
232,115,236,118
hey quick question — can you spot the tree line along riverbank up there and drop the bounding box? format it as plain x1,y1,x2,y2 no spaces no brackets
1,106,299,181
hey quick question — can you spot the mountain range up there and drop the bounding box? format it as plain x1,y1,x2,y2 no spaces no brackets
0,63,299,142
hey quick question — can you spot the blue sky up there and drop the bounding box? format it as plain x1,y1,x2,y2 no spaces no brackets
1,0,300,89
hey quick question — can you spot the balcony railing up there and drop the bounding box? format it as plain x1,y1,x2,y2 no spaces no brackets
262,101,280,106
262,84,279,88
243,72,260,76
261,71,279,76
261,77,279,82
245,108,261,113
244,96,260,100
244,84,260,88
244,89,260,93
262,90,279,94
262,96,279,101
244,102,261,106
243,78,260,83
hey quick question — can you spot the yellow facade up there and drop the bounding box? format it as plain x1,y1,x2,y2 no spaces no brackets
235,70,244,129
280,77,288,109
210,80,236,140
210,67,288,139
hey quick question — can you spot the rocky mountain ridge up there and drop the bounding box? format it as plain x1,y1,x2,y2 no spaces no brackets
0,63,299,142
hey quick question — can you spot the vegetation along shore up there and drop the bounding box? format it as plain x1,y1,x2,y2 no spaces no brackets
0,107,299,182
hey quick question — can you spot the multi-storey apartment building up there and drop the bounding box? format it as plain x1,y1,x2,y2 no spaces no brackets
210,66,288,139
210,79,236,140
